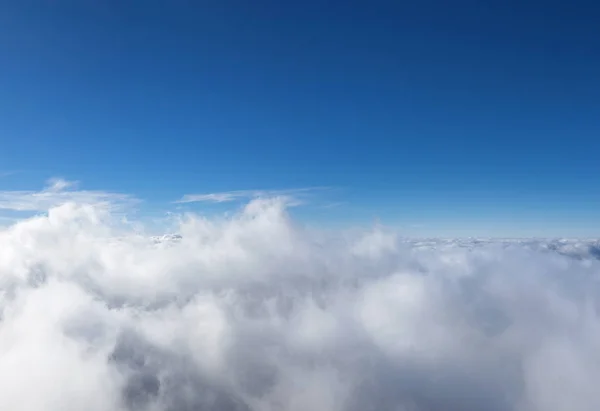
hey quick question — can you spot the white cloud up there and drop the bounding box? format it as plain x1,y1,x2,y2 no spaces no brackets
45,177,77,192
0,196,600,411
0,178,139,212
175,187,328,206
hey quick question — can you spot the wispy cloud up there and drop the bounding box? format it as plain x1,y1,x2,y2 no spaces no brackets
319,201,346,209
0,170,19,178
0,178,139,212
175,187,329,205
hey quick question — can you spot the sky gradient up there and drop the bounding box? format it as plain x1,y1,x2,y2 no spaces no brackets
0,1,599,237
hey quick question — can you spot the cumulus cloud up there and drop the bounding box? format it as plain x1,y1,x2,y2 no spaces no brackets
1,195,600,411
0,178,139,212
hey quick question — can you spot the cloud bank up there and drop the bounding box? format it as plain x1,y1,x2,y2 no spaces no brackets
1,196,600,411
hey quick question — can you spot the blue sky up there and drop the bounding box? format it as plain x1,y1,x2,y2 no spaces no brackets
0,1,599,237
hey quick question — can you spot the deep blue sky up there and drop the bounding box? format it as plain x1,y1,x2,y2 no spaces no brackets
1,1,599,236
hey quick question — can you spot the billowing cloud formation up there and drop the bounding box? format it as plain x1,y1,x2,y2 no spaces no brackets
1,198,600,411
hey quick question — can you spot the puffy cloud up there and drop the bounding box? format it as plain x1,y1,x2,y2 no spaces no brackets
0,196,599,411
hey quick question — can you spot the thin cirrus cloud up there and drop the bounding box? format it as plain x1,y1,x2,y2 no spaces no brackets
0,170,19,178
175,187,330,206
0,178,139,212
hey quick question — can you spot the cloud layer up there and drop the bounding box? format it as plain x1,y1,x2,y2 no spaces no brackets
1,197,599,411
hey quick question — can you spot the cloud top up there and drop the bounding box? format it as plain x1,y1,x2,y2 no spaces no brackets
0,196,599,411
